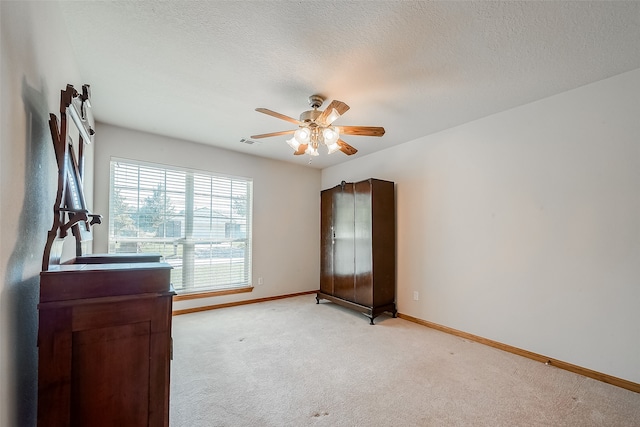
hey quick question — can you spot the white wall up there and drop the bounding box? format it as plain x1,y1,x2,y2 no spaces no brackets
322,68,640,384
0,2,87,426
93,124,321,311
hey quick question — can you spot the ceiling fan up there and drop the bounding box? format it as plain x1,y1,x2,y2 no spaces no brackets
251,95,385,156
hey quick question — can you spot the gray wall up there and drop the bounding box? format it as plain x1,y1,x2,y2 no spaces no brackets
92,124,321,312
1,2,86,426
323,68,640,384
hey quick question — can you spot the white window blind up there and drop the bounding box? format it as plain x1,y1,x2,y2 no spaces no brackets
108,159,252,293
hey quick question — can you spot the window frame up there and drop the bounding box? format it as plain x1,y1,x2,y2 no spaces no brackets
107,157,253,295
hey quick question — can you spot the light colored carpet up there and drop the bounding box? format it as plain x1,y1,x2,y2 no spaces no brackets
170,295,640,426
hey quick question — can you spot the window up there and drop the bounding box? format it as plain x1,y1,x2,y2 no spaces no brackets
108,159,252,294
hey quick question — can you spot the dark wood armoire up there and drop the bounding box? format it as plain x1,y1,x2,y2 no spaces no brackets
317,178,396,324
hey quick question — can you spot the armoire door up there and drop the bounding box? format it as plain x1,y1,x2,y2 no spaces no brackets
332,183,355,301
320,188,334,295
353,180,373,306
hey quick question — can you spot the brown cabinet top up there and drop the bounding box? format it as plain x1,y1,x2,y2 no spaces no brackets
40,262,174,304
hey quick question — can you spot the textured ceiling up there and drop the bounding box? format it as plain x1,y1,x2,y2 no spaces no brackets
58,1,640,169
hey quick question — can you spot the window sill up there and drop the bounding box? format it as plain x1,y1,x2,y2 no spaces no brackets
173,286,253,301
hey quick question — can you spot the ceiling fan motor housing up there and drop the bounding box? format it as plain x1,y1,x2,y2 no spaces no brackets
308,94,324,109
299,109,322,124
300,94,325,124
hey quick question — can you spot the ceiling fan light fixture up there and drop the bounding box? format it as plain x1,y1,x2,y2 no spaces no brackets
286,137,300,150
322,127,339,145
305,144,319,156
294,127,311,143
326,141,340,154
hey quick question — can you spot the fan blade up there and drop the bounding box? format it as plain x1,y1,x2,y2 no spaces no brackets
293,144,308,155
255,108,301,125
317,100,350,125
337,139,358,155
337,126,385,137
250,129,296,139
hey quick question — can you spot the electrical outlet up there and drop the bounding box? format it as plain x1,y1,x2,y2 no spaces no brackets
258,277,263,286
413,291,419,301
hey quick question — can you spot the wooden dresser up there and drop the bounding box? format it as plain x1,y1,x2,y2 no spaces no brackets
317,178,396,324
38,85,175,425
38,259,174,426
